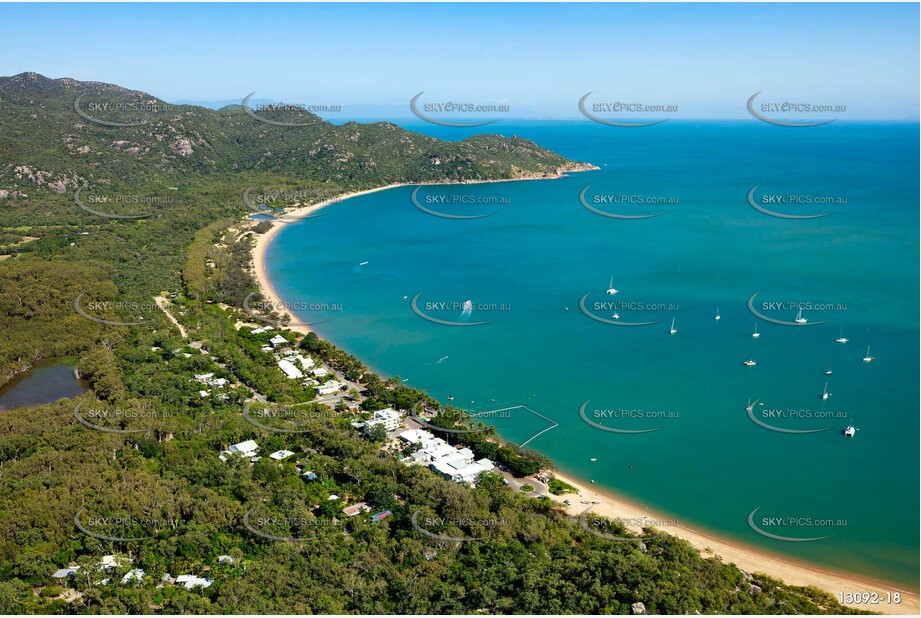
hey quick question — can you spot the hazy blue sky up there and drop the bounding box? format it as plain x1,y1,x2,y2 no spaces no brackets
1,2,918,119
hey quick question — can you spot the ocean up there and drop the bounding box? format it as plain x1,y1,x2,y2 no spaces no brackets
266,120,919,587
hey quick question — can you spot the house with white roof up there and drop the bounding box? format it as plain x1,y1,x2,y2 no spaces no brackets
295,354,315,369
311,367,329,377
121,569,145,584
278,359,304,379
175,574,213,589
432,457,494,485
269,334,288,348
269,449,294,460
399,429,435,445
221,439,258,461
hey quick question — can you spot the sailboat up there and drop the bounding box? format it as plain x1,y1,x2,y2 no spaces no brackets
743,358,757,367
862,346,874,362
843,415,857,437
606,275,618,295
714,308,721,321
825,361,832,376
794,308,808,324
752,322,761,338
836,326,848,344
821,382,830,400
669,318,677,335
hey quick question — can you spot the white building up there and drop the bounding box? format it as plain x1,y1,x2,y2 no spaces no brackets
278,359,304,379
269,334,288,348
365,407,402,432
251,326,273,334
175,574,213,589
431,457,494,485
295,355,315,369
311,367,329,377
121,569,145,584
398,429,435,445
269,449,294,460
221,439,258,461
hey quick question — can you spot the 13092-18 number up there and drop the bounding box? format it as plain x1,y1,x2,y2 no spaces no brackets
838,592,901,604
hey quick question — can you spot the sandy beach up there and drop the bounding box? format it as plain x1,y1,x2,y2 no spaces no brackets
250,183,406,337
549,470,918,615
249,178,917,616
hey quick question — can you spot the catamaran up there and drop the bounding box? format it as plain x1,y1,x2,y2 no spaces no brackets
836,326,848,343
794,308,807,324
862,346,874,362
844,416,857,437
669,318,677,335
752,322,760,338
606,275,618,295
743,358,757,367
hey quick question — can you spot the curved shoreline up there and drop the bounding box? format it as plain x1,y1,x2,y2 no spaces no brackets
249,180,918,615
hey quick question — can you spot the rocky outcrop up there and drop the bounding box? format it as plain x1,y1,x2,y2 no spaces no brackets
171,138,193,157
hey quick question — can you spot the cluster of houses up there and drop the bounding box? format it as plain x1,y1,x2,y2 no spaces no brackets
219,439,296,464
193,372,230,400
398,429,494,485
51,555,212,590
341,501,391,522
252,326,343,396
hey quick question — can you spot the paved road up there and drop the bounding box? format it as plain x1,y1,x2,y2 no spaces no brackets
501,472,548,497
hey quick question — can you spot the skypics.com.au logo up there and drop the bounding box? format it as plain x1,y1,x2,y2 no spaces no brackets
578,92,677,127
746,92,846,127
410,92,509,127
410,292,509,327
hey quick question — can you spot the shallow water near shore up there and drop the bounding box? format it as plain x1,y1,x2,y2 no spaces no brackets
267,121,919,588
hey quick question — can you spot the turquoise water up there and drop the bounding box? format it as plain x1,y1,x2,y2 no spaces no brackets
267,121,919,588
